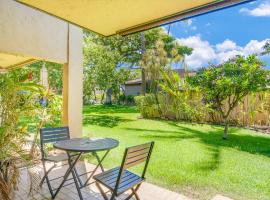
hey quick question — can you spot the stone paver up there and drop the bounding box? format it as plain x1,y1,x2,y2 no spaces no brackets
13,161,190,200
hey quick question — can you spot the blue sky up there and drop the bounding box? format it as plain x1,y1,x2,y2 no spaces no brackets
164,0,270,69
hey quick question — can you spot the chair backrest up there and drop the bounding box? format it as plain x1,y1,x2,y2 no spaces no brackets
115,142,154,192
40,126,70,158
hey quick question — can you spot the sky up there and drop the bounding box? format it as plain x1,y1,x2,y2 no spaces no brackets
163,0,270,70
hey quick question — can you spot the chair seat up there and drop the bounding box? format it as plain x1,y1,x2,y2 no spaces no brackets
94,167,144,195
44,152,78,162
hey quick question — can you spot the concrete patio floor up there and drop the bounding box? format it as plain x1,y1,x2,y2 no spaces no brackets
13,161,190,200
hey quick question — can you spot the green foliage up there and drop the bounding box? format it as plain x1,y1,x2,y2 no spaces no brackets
0,72,43,199
46,63,63,94
83,28,193,104
135,94,161,118
140,40,169,93
83,35,136,104
160,69,207,121
126,95,135,105
0,67,62,199
10,61,63,94
188,55,270,138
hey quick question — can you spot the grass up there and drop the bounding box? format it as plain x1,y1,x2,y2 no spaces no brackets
83,104,270,200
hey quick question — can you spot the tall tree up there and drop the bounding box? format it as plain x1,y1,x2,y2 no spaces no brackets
141,32,146,95
83,28,192,103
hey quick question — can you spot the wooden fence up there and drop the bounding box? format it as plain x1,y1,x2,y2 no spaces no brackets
164,91,270,127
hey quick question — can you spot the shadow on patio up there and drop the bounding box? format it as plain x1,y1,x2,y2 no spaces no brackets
14,161,189,200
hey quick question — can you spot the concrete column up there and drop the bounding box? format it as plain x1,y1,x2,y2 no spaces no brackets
62,24,83,138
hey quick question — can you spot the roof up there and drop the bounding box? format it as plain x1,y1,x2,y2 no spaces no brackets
125,69,195,85
0,52,37,72
17,0,251,36
125,79,142,85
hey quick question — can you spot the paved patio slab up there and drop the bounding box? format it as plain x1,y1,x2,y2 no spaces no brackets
13,161,190,200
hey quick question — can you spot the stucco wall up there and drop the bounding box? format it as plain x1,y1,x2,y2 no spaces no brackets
125,85,142,96
0,1,83,137
0,0,68,63
67,24,83,138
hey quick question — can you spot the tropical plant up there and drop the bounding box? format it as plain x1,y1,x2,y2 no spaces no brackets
188,55,270,139
83,28,192,104
0,72,42,200
159,69,206,121
29,88,62,157
135,95,161,118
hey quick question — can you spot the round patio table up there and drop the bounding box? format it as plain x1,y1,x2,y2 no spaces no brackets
52,137,119,200
54,137,119,152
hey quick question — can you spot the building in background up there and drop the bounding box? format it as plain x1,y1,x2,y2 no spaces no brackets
124,69,196,96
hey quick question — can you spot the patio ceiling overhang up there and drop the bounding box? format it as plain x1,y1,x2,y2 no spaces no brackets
0,52,37,72
17,0,252,37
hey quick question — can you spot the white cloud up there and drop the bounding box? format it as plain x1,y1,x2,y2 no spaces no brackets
216,39,238,52
177,35,269,69
242,39,268,55
177,36,216,67
240,2,270,17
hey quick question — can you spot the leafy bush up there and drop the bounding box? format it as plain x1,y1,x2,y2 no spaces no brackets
126,95,135,105
135,94,160,118
117,94,126,104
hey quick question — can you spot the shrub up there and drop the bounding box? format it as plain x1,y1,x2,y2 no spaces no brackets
135,94,160,118
118,94,126,104
126,95,135,105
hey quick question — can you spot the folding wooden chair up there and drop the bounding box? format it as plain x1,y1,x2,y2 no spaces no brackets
39,127,81,197
94,142,154,200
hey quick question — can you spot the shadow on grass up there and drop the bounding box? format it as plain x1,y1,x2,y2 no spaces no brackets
126,122,270,171
83,114,134,128
131,123,270,157
83,104,138,114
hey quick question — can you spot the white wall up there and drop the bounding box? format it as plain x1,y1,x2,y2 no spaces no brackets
0,0,83,137
0,0,68,63
66,24,83,138
125,85,142,96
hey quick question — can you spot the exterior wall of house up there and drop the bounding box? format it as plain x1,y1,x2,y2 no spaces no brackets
125,84,142,96
0,0,83,138
65,24,83,138
0,0,68,63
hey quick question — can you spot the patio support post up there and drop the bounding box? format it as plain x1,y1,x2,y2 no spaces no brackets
62,24,83,138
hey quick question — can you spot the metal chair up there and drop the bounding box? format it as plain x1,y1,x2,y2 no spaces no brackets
39,126,81,197
94,142,155,200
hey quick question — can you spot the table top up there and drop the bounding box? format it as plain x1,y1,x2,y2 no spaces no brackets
53,138,119,152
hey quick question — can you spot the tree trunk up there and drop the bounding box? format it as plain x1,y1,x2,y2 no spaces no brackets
105,88,113,104
30,120,44,157
94,90,97,102
141,32,146,96
223,119,229,140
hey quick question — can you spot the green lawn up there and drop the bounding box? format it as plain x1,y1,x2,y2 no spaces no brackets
83,104,270,200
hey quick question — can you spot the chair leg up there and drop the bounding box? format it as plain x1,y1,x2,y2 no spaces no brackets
110,193,116,200
96,182,109,200
132,188,140,200
124,184,141,200
40,161,54,198
39,162,55,187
